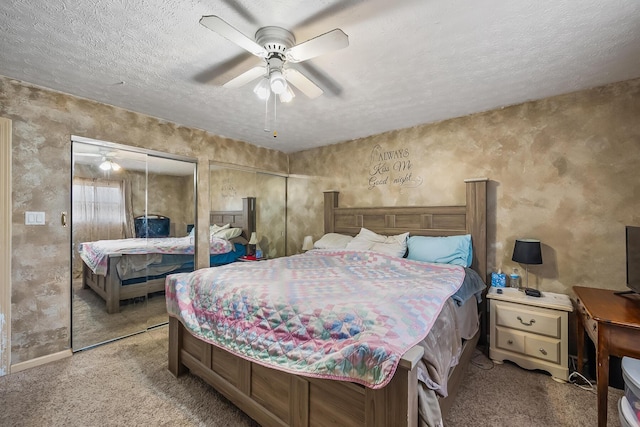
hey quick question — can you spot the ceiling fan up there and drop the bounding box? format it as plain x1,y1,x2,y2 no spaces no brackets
199,15,349,102
74,150,122,171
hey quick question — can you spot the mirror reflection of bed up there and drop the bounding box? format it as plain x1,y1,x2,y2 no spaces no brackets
209,163,287,260
71,138,197,351
78,203,254,314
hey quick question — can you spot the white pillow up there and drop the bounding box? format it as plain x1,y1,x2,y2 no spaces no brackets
345,227,409,257
313,233,354,249
212,227,242,240
209,223,230,236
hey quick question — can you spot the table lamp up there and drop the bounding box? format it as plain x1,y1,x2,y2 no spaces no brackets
302,235,314,252
512,238,543,289
248,232,258,256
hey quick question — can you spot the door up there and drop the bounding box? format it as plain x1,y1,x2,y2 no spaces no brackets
71,137,196,350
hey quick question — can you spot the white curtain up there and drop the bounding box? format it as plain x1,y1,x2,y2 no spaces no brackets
72,177,132,277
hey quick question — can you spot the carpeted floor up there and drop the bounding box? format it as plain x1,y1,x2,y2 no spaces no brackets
448,351,624,426
0,326,624,426
72,279,168,350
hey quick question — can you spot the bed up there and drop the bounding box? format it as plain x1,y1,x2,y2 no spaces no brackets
80,197,256,314
167,179,487,426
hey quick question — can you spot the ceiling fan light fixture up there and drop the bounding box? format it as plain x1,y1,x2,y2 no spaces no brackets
269,70,287,94
279,85,295,103
99,158,121,171
253,77,271,100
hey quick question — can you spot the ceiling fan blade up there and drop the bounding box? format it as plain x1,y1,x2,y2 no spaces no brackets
286,29,349,63
223,66,267,88
285,69,323,99
199,15,267,58
219,0,260,25
295,62,343,96
193,53,260,85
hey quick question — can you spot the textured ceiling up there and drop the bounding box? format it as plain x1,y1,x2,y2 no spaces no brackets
2,0,640,153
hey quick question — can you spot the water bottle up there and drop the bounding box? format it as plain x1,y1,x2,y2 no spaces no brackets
510,268,521,290
255,243,263,259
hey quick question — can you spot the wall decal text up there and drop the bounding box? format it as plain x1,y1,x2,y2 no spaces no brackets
367,144,423,191
221,178,237,198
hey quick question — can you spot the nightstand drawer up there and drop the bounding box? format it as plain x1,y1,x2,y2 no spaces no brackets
495,302,562,338
524,335,560,364
495,326,561,364
496,327,525,353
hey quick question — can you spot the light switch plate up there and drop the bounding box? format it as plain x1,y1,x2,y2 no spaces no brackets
25,211,45,225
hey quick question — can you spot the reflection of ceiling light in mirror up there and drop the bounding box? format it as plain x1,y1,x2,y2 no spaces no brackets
253,78,271,100
279,85,295,103
99,158,121,171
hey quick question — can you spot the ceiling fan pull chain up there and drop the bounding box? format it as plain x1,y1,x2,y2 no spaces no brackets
273,94,277,135
263,96,270,132
263,93,279,135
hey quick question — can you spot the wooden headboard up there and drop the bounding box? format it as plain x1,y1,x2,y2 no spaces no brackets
323,179,487,281
210,197,256,239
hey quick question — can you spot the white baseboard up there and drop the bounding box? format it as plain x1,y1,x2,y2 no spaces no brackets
10,349,72,374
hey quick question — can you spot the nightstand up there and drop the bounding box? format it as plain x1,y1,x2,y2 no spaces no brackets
487,287,573,382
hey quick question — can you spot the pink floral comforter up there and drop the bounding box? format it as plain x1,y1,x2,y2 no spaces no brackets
166,249,465,389
79,236,232,275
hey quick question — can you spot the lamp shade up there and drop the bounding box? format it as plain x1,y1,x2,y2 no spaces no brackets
302,235,314,251
248,232,258,245
279,85,295,103
253,78,271,100
99,158,121,171
512,239,543,265
269,70,287,94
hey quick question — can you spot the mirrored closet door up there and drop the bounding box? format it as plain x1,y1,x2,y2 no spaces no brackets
209,164,287,260
71,137,196,351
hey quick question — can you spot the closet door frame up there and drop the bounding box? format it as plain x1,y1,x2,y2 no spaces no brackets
0,118,11,376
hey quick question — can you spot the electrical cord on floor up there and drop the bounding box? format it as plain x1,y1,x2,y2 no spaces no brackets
567,355,596,393
568,371,596,394
470,348,494,370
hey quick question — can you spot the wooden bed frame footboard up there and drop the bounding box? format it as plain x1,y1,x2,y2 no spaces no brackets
169,316,480,426
82,197,256,314
170,316,428,426
168,180,487,426
82,255,166,314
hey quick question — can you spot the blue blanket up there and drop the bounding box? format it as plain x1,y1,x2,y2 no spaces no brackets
451,268,486,306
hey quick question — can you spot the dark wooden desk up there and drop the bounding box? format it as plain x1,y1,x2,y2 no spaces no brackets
573,286,640,427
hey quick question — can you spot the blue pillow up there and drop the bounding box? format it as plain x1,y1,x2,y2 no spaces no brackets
406,234,473,267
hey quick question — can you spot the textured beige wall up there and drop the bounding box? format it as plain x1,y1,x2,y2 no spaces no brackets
255,173,287,259
210,168,255,211
137,172,195,237
1,75,288,364
288,79,640,295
